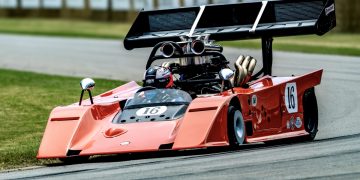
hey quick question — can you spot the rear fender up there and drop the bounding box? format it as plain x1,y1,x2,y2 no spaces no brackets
291,70,322,94
277,70,323,136
280,70,323,113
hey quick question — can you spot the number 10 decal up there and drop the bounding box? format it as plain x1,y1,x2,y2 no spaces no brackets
285,83,298,113
136,106,167,116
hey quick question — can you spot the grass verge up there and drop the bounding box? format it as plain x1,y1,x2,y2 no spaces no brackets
0,69,125,170
0,18,359,56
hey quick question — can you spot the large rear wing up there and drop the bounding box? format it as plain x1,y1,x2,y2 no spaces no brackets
124,0,336,50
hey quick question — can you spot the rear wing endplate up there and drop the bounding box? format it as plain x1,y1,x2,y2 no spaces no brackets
124,0,336,50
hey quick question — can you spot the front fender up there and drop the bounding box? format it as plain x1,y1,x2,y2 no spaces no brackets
173,94,236,149
37,103,119,158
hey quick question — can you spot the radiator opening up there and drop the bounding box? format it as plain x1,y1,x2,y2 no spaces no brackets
66,149,82,156
159,143,174,150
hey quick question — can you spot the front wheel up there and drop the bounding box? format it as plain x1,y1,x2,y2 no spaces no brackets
227,106,246,147
303,88,318,141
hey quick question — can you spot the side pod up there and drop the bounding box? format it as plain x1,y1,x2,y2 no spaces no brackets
173,95,236,149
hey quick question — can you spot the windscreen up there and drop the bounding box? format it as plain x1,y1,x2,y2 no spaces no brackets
125,89,192,109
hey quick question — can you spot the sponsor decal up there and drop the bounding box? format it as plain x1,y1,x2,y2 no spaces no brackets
286,120,290,129
289,116,295,130
285,83,298,113
287,116,302,130
325,4,335,16
120,141,130,146
251,95,257,107
136,106,167,116
295,117,302,128
145,79,155,85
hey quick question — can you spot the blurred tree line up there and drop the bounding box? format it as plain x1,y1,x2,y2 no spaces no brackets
1,0,359,33
336,0,360,33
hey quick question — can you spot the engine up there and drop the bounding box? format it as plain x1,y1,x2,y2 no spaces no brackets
149,35,230,94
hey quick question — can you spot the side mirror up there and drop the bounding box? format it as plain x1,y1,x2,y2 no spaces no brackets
219,68,234,81
219,69,235,93
80,78,95,91
79,78,95,105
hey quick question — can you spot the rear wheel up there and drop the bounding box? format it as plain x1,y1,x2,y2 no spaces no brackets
227,106,246,147
303,88,318,141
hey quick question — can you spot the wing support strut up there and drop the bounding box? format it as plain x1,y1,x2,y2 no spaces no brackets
262,37,273,76
251,36,273,79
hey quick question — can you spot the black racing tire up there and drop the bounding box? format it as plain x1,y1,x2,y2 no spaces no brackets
59,156,90,164
302,87,318,141
227,106,246,147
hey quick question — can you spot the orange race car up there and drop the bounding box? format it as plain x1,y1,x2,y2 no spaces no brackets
37,0,336,162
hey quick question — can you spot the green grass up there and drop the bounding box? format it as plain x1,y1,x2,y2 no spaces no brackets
0,18,359,56
0,69,125,170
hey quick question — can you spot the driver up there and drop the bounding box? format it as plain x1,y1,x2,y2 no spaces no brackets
143,66,174,88
138,65,194,104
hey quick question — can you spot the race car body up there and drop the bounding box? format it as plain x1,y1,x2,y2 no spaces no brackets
38,0,335,160
37,71,322,158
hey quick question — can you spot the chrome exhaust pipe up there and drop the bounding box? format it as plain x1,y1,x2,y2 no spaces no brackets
191,40,206,55
160,42,176,58
191,40,223,55
205,44,223,52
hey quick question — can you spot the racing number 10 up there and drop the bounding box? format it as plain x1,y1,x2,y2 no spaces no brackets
285,83,298,113
136,106,168,116
143,107,160,115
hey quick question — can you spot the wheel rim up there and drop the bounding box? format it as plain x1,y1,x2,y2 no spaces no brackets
234,110,245,143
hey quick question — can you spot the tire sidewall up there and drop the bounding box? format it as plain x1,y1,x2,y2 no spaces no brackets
303,88,318,140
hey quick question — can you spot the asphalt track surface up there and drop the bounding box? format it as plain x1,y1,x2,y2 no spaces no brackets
0,34,360,179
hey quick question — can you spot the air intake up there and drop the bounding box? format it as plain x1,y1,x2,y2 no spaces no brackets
66,150,82,156
159,143,174,150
